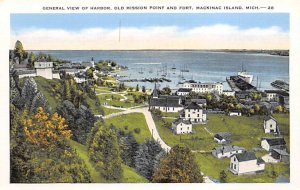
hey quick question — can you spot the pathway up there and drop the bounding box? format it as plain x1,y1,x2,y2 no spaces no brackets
102,107,171,152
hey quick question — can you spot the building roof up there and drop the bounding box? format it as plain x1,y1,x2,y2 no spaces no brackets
235,151,257,162
185,102,202,109
152,83,159,98
150,96,182,107
257,157,265,164
214,132,231,141
177,88,192,93
265,90,289,96
263,137,286,146
272,148,289,156
213,145,245,154
229,110,241,113
185,99,207,106
172,118,192,126
264,115,277,122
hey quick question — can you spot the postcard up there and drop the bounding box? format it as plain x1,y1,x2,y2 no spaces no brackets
1,0,300,190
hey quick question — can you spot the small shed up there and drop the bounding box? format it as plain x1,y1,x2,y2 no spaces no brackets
271,148,290,163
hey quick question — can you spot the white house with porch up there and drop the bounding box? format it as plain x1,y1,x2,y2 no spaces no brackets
229,151,265,175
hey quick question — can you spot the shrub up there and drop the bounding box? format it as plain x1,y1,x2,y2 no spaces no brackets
134,128,141,134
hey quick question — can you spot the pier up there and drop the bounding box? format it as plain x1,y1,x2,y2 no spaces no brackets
226,76,257,91
119,77,172,83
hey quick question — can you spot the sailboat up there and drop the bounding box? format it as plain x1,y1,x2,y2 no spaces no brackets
138,68,144,74
180,64,189,72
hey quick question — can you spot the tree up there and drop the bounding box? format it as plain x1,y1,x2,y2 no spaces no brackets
86,68,94,79
119,133,139,167
30,92,50,114
28,52,35,68
152,145,203,183
142,86,146,93
56,100,95,145
14,40,25,63
88,124,123,181
160,87,171,95
219,170,227,183
134,139,164,180
136,84,139,92
21,78,38,109
275,105,284,113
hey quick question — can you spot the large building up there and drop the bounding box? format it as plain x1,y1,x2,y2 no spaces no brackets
34,62,54,79
149,83,184,112
181,102,207,123
179,80,223,95
171,118,192,134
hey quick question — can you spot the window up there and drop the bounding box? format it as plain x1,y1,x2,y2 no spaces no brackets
234,157,236,161
173,107,174,111
188,114,190,117
181,128,182,130
231,163,233,169
197,114,199,117
234,164,236,170
187,127,189,130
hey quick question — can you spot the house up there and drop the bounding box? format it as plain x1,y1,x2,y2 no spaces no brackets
270,149,290,163
229,151,265,175
263,115,278,134
34,62,54,79
171,118,192,134
149,83,183,112
214,132,231,144
212,145,245,159
228,110,242,116
235,91,251,101
261,137,286,151
264,90,289,110
265,90,279,102
181,102,207,123
176,88,192,96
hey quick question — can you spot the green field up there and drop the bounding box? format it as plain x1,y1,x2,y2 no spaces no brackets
104,113,152,143
194,152,290,183
102,106,123,116
155,113,290,151
68,140,148,183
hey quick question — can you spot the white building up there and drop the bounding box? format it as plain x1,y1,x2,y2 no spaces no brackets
171,118,192,134
265,90,279,102
263,115,278,134
228,110,242,116
261,137,286,151
74,77,87,84
223,90,235,97
182,102,207,123
212,145,245,159
34,62,54,79
149,84,184,112
181,80,223,95
230,151,265,175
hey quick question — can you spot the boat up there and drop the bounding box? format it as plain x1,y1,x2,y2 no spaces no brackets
138,68,144,74
237,65,253,84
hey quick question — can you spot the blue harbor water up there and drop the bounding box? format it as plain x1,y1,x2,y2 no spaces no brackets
36,50,289,91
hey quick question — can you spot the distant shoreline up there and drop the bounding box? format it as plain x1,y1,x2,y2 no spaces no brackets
20,49,289,56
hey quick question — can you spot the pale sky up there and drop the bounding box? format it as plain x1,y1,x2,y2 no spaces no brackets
10,14,289,50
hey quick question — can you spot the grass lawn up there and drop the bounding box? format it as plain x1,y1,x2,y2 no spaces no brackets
98,94,124,100
102,106,123,116
194,152,290,183
95,86,112,94
273,113,290,150
34,76,61,111
161,112,180,118
68,140,148,183
104,113,152,143
154,117,216,151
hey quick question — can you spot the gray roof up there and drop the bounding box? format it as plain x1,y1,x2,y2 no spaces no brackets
257,157,265,164
213,145,245,154
264,115,276,122
150,96,182,107
185,98,207,105
172,118,192,126
272,148,289,156
265,90,289,96
235,151,257,162
185,102,202,110
263,137,286,146
177,88,192,92
214,132,231,141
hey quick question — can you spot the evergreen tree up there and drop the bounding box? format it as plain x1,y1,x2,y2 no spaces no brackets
30,92,50,114
219,170,227,183
14,40,25,63
142,86,146,93
28,52,35,68
119,132,139,167
21,78,38,109
152,145,203,183
89,124,123,181
136,84,139,92
134,139,164,180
